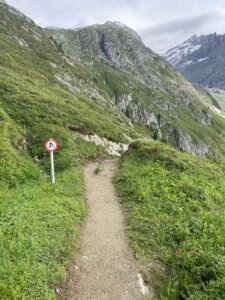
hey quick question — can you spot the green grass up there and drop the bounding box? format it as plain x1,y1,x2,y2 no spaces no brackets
114,140,225,299
95,163,105,174
0,168,86,300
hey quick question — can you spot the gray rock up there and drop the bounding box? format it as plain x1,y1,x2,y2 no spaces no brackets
115,94,162,139
166,126,212,156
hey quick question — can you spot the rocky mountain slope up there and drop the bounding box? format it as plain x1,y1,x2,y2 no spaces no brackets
164,33,225,90
0,1,140,180
45,24,225,158
1,0,225,168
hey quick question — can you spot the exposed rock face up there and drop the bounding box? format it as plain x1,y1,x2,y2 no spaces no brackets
55,73,80,93
115,95,213,156
164,33,225,90
115,94,162,139
45,23,211,123
114,93,212,155
168,127,212,156
45,22,179,90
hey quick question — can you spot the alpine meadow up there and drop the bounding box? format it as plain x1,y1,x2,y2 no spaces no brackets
1,0,225,299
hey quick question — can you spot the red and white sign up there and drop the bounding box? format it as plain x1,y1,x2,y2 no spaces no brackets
45,139,58,152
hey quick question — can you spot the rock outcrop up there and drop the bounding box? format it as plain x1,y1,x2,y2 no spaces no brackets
167,127,212,156
114,94,212,156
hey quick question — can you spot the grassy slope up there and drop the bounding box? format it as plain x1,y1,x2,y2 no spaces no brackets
114,141,225,299
0,3,139,299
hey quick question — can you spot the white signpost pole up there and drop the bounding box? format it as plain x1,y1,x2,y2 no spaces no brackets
45,139,58,185
50,150,55,185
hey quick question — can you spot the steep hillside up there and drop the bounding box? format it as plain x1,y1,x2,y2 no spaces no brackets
164,33,225,90
0,1,141,176
45,24,225,159
0,2,136,298
115,140,225,299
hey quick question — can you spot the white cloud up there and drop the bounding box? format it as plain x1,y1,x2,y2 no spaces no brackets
139,8,225,53
5,0,225,52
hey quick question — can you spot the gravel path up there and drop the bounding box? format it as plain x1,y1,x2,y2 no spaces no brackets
61,160,146,300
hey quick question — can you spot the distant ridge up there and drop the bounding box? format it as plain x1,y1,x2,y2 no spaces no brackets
163,33,225,90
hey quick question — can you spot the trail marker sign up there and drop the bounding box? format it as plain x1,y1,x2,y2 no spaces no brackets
44,139,58,184
45,139,58,152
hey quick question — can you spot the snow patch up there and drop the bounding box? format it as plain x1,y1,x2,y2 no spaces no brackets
188,44,201,54
183,60,193,66
165,41,202,65
198,57,208,63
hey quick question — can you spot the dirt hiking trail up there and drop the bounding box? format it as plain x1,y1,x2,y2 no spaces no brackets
61,160,150,300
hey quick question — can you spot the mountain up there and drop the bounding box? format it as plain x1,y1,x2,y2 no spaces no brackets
0,1,140,178
2,1,225,173
44,24,225,158
2,1,225,299
163,33,225,90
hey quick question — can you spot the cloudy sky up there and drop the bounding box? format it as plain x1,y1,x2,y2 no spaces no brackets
6,0,225,53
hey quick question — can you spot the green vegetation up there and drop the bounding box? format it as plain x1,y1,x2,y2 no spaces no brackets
0,3,137,299
95,163,105,174
115,141,225,299
2,2,225,299
0,169,85,300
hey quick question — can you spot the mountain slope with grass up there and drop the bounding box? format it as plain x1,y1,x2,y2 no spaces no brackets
1,0,225,298
45,24,225,158
115,140,225,299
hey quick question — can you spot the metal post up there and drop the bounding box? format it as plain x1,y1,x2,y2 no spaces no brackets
50,151,55,184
